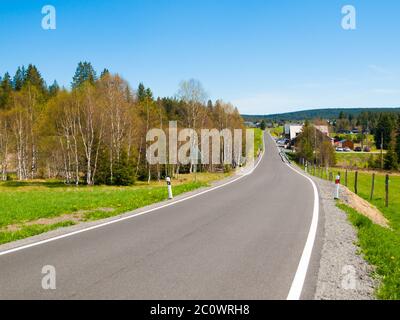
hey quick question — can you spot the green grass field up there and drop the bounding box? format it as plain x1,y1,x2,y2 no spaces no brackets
302,163,400,299
335,152,382,169
0,172,229,245
269,126,284,137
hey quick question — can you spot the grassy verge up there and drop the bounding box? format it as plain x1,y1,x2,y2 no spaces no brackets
254,128,264,156
337,203,400,300
270,126,283,137
0,172,229,245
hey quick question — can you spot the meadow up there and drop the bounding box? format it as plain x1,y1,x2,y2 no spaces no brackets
304,165,400,299
0,172,229,245
335,152,382,169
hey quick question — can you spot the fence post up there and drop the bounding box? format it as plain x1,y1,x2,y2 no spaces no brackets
329,172,333,182
385,174,389,207
345,169,348,187
354,171,358,194
370,173,375,201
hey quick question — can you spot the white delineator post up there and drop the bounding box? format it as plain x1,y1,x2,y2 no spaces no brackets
166,176,173,200
335,174,340,200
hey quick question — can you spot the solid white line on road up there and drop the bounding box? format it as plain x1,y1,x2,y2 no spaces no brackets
283,152,319,300
0,141,265,257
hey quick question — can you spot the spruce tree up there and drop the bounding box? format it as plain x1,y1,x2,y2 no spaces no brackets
24,64,46,93
374,114,394,150
384,146,398,170
137,83,146,102
100,68,110,79
71,61,97,89
0,72,12,109
13,66,26,91
396,115,400,161
48,80,60,97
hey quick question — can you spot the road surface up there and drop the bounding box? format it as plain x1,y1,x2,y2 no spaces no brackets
0,133,321,299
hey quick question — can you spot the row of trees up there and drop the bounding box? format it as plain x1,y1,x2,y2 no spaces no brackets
0,63,244,185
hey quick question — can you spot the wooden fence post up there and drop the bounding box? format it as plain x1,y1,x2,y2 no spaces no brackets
385,174,389,207
370,173,375,201
345,170,348,187
354,171,358,194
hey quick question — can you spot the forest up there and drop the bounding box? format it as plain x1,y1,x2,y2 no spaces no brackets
243,107,400,122
0,62,245,185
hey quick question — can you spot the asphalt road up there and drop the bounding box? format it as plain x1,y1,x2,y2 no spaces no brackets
0,133,320,300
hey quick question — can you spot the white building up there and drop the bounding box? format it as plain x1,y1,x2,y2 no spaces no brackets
285,124,303,140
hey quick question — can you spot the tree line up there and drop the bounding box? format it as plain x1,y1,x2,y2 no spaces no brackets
0,62,244,185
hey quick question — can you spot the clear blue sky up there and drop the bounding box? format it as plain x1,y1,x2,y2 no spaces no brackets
1,0,400,114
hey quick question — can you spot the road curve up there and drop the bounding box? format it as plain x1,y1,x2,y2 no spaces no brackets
0,133,319,300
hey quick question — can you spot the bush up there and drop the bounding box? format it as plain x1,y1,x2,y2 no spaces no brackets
112,152,136,186
95,147,136,186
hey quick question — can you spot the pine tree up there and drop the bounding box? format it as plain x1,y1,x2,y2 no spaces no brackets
0,72,12,109
396,115,400,161
48,80,60,97
13,66,26,91
137,83,146,102
113,151,135,186
100,68,110,79
374,113,394,150
207,99,213,111
145,88,153,101
24,64,46,93
71,61,97,89
384,146,398,170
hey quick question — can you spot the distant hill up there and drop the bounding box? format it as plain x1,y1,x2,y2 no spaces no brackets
242,107,400,122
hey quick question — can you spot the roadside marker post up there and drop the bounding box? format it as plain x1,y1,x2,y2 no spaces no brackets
166,176,173,200
334,173,341,200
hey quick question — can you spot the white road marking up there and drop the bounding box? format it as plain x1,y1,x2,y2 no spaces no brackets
0,139,265,257
274,139,319,300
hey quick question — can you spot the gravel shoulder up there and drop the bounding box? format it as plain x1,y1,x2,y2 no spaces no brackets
311,175,378,300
